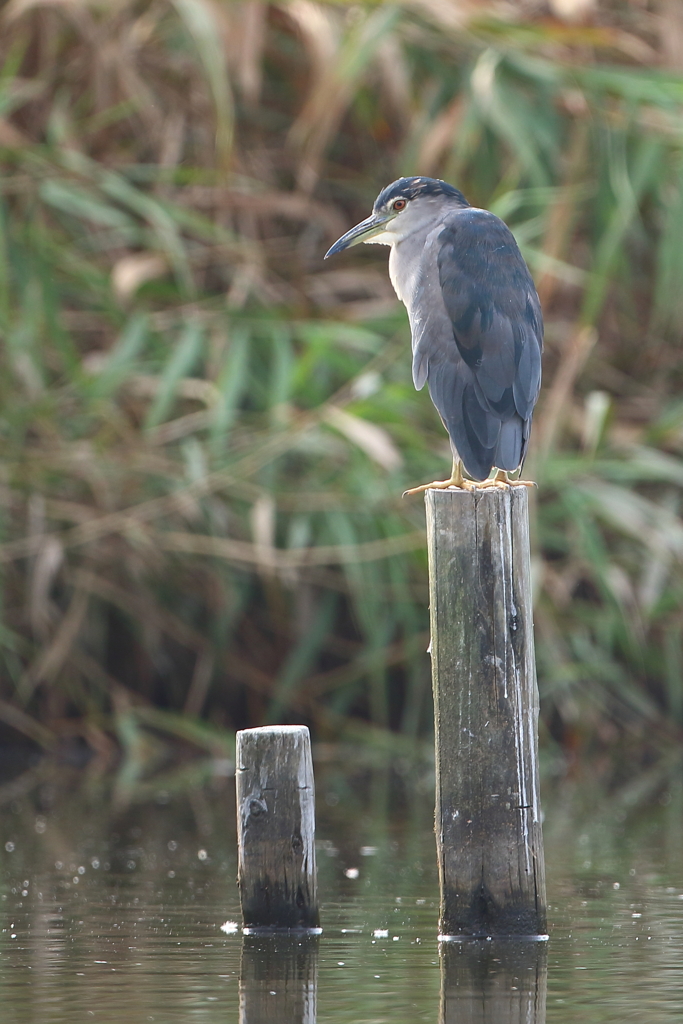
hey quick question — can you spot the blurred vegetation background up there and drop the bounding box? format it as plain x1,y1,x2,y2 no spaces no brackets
1,0,683,787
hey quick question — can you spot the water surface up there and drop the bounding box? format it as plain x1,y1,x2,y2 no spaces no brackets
1,756,682,1022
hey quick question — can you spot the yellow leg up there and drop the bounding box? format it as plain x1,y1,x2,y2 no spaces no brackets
403,458,475,498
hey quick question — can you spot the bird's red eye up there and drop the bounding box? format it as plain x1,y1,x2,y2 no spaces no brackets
392,199,407,211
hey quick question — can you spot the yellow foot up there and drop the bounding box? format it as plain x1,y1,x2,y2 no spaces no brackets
477,470,537,490
402,476,475,498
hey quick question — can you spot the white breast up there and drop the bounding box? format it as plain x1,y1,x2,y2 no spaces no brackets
388,222,444,314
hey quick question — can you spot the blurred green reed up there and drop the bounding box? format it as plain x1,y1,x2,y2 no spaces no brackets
1,0,683,780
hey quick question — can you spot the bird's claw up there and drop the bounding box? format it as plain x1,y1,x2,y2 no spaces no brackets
477,472,537,490
475,479,505,490
404,473,537,496
402,478,476,498
509,478,537,488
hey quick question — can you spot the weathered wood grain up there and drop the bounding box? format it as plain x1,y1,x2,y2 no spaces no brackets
239,934,318,1024
236,725,320,931
440,940,547,1024
425,487,547,938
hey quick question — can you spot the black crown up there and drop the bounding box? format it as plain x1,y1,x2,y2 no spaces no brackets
374,177,470,211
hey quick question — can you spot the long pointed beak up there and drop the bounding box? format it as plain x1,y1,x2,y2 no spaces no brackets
324,212,393,259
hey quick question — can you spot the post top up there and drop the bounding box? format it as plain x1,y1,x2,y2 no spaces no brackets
424,485,529,503
236,725,310,738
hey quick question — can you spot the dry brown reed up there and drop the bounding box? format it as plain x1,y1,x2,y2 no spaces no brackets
1,0,683,788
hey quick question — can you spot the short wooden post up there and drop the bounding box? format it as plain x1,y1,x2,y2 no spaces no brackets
236,725,320,932
440,941,547,1023
425,487,547,939
239,934,318,1024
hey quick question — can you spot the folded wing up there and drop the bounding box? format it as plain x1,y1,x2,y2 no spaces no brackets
412,207,543,480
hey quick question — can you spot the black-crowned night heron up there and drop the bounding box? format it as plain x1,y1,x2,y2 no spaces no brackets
325,177,543,494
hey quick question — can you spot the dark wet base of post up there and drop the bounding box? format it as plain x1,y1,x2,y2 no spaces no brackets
438,886,549,941
240,879,321,934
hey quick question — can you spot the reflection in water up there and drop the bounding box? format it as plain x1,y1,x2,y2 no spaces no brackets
240,935,318,1024
440,941,547,1024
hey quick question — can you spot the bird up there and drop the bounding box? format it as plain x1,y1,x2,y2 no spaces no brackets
324,177,543,494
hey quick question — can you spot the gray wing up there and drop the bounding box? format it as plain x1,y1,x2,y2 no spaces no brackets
413,207,543,480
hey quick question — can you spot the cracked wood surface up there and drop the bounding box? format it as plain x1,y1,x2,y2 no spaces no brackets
426,487,547,938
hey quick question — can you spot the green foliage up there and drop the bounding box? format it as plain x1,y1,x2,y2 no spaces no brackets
0,1,683,771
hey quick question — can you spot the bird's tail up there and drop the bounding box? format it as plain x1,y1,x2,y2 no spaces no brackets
493,417,525,473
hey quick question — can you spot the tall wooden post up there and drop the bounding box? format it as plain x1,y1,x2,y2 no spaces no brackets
425,487,547,939
236,725,320,932
440,941,547,1024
